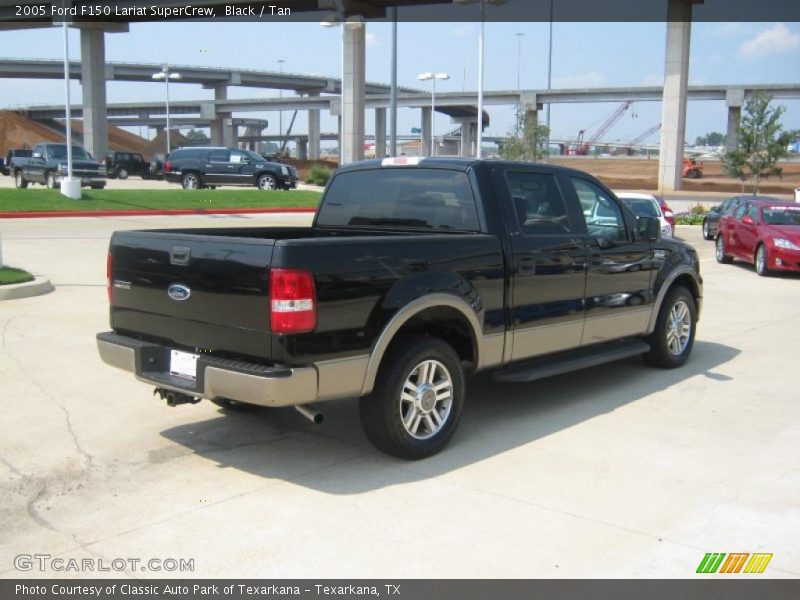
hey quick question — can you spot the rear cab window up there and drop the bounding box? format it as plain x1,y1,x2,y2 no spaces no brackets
504,171,576,235
316,167,481,231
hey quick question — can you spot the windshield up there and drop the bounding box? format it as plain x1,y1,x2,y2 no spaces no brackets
762,206,800,226
48,145,90,160
620,197,660,218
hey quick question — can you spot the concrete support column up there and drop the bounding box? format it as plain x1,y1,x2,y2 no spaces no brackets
375,108,387,158
459,120,475,157
222,119,237,148
308,92,321,160
421,107,432,157
658,0,693,191
297,139,308,160
524,109,539,142
80,28,108,158
342,21,366,164
209,85,228,146
726,88,744,150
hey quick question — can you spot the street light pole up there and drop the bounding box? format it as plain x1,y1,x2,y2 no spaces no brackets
545,0,554,158
515,32,524,91
152,65,181,155
476,0,484,158
389,6,398,156
278,58,285,151
61,13,77,198
418,72,449,157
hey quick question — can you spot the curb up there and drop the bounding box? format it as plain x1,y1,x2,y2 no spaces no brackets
0,276,54,301
0,207,318,219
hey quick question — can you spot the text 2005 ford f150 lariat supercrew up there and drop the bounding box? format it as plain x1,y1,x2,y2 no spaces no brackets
97,157,702,459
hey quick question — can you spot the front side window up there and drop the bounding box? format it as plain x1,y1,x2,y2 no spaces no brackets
733,204,748,220
571,178,626,241
505,171,573,235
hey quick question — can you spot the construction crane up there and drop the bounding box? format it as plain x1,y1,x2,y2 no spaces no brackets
620,122,661,155
574,101,633,155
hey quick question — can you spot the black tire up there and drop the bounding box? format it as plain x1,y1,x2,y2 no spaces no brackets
182,172,201,190
45,171,57,189
91,184,105,190
702,219,714,240
14,171,28,189
117,168,129,180
359,334,465,460
257,174,277,191
644,285,697,369
755,244,771,277
686,169,701,179
715,235,732,264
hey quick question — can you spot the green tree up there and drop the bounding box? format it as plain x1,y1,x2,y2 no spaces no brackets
723,92,792,194
499,107,550,162
184,129,208,142
694,131,725,147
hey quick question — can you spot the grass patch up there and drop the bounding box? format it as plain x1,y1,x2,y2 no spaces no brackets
0,266,35,286
0,188,321,213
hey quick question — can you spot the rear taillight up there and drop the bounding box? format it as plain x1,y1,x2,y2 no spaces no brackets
106,252,113,303
269,268,316,334
164,160,171,173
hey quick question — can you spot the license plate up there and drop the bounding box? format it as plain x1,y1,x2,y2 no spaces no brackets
170,349,198,380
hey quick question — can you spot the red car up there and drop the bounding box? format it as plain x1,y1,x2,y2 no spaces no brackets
657,196,676,236
716,199,800,276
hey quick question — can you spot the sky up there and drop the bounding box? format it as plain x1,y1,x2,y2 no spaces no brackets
1,20,798,148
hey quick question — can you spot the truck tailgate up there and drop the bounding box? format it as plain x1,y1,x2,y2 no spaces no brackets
109,231,275,360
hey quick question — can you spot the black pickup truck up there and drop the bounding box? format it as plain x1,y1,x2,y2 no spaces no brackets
97,157,702,459
13,142,106,189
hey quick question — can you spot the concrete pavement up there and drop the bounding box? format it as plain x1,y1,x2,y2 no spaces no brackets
0,215,798,579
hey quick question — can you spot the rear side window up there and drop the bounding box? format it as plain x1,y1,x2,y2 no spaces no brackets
505,171,573,235
316,168,480,231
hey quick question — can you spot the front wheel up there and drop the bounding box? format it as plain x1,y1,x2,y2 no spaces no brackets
117,168,129,180
644,286,697,369
755,244,771,277
46,171,57,189
14,171,28,189
702,220,714,240
359,334,464,460
257,174,276,190
716,235,732,264
181,172,200,190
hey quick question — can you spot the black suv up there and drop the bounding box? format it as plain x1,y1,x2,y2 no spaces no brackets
164,147,298,190
105,151,151,179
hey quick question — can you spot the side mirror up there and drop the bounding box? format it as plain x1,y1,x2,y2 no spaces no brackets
742,216,755,226
637,216,661,242
710,205,720,213
32,152,42,159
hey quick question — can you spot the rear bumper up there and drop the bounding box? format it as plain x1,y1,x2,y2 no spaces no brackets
96,331,317,407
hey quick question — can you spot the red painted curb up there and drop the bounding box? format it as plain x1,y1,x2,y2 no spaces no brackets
0,207,317,219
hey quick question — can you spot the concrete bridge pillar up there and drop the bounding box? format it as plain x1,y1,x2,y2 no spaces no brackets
80,28,108,159
459,120,477,157
297,138,308,160
210,85,228,146
308,92,321,160
658,0,694,191
341,20,366,164
222,119,237,148
421,107,432,157
726,88,744,150
375,108,387,158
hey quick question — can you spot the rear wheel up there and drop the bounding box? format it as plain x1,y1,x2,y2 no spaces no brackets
755,244,771,277
359,334,464,460
117,168,129,180
716,235,732,264
182,172,200,190
14,171,28,189
644,285,696,369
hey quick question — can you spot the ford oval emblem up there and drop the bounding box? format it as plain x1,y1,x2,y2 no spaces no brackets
167,284,191,301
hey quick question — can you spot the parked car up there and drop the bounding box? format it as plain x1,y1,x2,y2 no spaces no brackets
702,195,779,240
149,153,166,180
616,192,673,238
164,147,298,190
716,199,800,276
105,151,151,179
3,149,33,176
97,157,702,459
12,143,106,189
659,197,675,236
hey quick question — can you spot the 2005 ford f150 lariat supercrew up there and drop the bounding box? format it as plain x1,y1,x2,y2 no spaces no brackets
97,157,702,459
